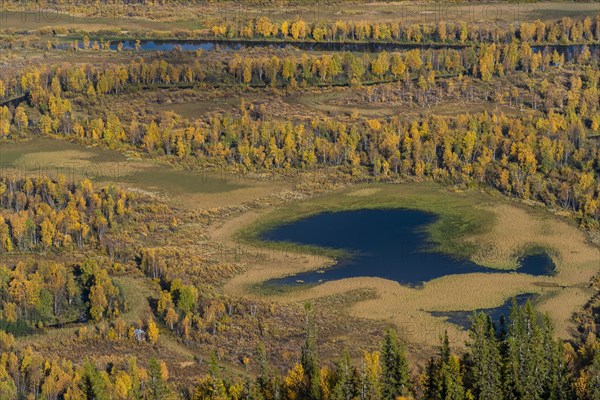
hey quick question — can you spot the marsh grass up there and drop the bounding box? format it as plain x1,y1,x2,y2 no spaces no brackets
252,280,320,296
0,137,249,196
223,182,599,346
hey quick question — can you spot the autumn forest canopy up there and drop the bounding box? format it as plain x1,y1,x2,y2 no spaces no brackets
0,1,600,399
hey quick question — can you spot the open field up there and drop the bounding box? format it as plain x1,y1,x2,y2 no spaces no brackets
217,183,599,349
0,9,188,32
284,89,524,119
0,138,291,208
242,2,600,25
151,97,245,119
2,2,598,33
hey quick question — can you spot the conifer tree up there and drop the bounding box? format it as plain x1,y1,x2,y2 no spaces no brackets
301,302,320,400
466,312,502,400
380,328,410,399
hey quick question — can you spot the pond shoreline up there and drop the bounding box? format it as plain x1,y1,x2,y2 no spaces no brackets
256,208,556,288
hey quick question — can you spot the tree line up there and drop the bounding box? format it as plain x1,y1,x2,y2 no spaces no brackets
210,15,600,45
186,303,600,400
0,42,596,141
2,40,596,105
6,11,598,47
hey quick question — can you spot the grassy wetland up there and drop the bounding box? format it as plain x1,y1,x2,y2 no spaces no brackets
1,1,600,398
223,182,598,348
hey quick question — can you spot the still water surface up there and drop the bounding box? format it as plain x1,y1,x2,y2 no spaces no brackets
260,209,555,287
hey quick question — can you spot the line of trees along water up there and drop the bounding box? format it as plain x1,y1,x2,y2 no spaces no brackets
47,12,600,50
3,43,598,99
90,40,598,60
207,14,600,46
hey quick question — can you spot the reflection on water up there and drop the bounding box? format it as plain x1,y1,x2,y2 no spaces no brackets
99,40,598,61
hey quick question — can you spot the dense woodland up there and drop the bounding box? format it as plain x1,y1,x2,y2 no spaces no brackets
1,302,600,399
1,8,600,400
0,176,140,332
0,259,125,331
0,177,133,252
0,44,599,227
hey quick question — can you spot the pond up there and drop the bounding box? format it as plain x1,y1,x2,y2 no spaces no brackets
260,209,555,287
430,293,538,330
104,39,599,61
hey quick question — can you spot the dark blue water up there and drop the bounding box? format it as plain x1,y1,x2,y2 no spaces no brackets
109,39,463,52
260,209,555,287
430,293,537,330
98,40,598,61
